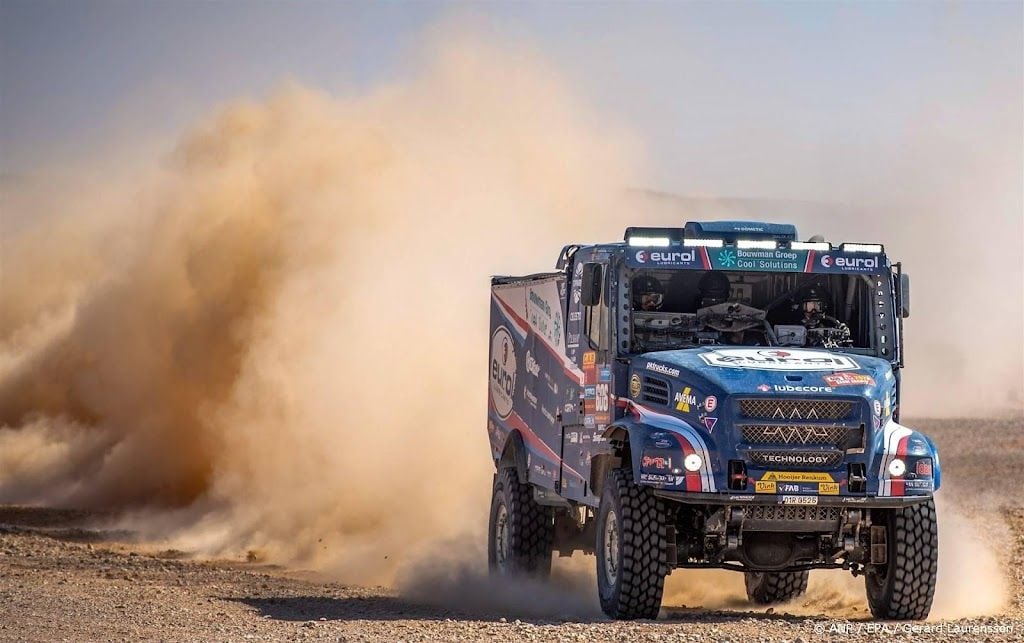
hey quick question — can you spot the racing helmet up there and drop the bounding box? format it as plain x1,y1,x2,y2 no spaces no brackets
698,272,731,307
632,274,665,311
800,285,830,315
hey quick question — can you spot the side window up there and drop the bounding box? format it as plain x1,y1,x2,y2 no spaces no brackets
583,263,608,351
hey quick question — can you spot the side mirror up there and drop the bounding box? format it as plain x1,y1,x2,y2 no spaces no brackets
581,263,603,306
899,273,911,318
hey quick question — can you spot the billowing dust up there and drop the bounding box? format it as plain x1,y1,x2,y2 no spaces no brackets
0,35,641,587
0,31,1017,619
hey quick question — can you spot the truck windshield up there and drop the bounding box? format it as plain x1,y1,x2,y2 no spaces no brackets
628,269,885,354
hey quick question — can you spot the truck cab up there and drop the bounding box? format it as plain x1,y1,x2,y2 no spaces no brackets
487,221,938,621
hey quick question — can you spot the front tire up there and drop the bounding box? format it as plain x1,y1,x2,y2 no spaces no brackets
744,571,809,604
488,467,554,577
596,468,669,620
865,499,938,619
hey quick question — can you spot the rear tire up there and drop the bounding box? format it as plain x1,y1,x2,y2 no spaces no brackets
744,571,809,604
487,467,554,577
596,468,669,620
865,499,938,620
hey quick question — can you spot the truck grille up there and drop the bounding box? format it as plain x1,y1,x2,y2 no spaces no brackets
744,505,842,522
738,399,855,421
741,425,863,449
748,449,844,469
641,376,670,406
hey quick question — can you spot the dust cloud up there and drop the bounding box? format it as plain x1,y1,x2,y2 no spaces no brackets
0,33,641,584
0,23,1017,620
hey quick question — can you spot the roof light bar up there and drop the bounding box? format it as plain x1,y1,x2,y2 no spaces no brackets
683,238,724,248
842,243,884,253
790,241,831,251
736,239,777,250
627,236,672,247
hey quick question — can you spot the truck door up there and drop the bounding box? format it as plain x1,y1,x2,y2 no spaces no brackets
560,256,612,503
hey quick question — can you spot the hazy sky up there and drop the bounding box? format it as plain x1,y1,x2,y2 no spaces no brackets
2,0,1021,198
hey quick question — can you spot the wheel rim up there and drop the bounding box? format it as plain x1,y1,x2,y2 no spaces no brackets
494,502,510,573
602,508,620,586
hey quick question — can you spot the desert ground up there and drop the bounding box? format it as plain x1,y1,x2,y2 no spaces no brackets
2,416,1022,642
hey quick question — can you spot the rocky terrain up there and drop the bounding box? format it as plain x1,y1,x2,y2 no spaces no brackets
1,416,1022,642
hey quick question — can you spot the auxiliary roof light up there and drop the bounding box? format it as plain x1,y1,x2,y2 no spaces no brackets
842,243,884,253
683,238,725,248
736,239,777,250
627,236,672,247
790,241,831,251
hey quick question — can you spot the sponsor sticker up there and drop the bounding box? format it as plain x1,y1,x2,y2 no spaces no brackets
523,388,539,408
674,386,696,412
823,372,876,387
582,351,597,368
489,326,517,420
757,384,771,392
704,395,718,412
646,362,681,378
904,479,934,490
584,415,596,429
755,480,777,494
632,249,697,266
703,417,718,432
820,253,880,272
768,384,834,393
629,374,642,398
525,350,540,377
783,495,819,505
584,385,596,399
642,455,672,470
596,383,609,413
700,348,859,372
761,472,835,483
759,452,832,466
599,367,611,382
819,482,840,495
873,400,882,416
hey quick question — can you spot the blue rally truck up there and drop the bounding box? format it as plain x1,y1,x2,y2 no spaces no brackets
486,221,939,620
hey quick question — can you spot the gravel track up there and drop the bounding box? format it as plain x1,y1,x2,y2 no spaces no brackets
1,416,1021,642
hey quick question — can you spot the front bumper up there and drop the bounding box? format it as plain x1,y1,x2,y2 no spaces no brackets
652,490,933,508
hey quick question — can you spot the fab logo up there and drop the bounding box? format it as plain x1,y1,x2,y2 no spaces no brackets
490,327,517,420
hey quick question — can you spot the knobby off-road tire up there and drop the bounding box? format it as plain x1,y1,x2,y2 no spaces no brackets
488,467,554,577
865,499,938,620
596,468,670,620
744,571,809,604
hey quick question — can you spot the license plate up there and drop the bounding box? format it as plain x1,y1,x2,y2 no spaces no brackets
782,495,818,505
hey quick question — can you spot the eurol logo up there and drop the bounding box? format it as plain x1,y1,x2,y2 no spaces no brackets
634,249,696,264
821,254,879,270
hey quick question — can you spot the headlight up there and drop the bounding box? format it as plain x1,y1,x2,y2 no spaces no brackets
888,458,906,477
684,453,703,472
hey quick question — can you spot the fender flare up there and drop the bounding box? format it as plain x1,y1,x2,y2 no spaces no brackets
497,430,529,481
872,419,941,495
